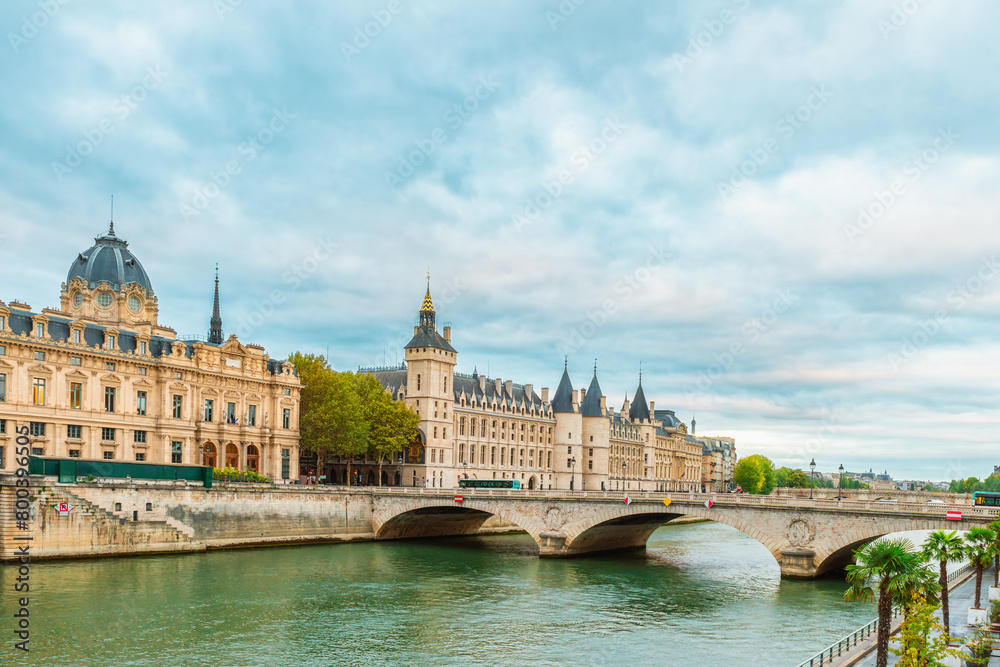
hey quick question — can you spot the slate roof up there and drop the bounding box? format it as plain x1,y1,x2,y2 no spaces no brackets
579,372,604,417
654,409,681,428
550,367,575,413
629,382,650,421
360,366,545,410
404,327,456,352
66,227,154,294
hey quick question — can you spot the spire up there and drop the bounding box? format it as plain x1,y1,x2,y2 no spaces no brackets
629,368,650,422
419,272,436,330
208,264,223,344
580,367,604,417
691,414,696,435
109,195,115,236
551,363,575,413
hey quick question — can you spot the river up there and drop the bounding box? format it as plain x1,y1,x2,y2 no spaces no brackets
4,522,877,666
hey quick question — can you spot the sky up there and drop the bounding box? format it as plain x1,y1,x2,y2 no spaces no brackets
1,0,998,481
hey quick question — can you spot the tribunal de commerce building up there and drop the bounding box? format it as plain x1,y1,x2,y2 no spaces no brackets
353,283,715,492
0,223,301,481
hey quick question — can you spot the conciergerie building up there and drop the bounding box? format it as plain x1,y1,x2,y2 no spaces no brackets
353,283,728,491
0,222,301,480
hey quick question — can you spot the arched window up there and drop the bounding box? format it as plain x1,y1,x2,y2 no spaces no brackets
459,417,465,435
246,445,260,472
225,443,239,468
500,447,506,466
470,446,475,464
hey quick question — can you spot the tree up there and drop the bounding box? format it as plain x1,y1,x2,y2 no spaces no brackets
922,530,965,631
349,372,419,486
891,595,963,667
786,469,810,488
734,455,775,494
844,537,931,667
989,519,1000,588
290,353,368,484
922,484,936,492
965,526,995,610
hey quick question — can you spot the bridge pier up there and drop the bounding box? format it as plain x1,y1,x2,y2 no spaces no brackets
779,548,819,579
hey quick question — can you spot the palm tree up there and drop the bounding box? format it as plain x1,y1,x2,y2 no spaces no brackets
989,519,1000,588
922,530,965,631
845,537,930,667
964,526,995,610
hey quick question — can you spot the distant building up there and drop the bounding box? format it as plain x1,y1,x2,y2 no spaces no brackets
0,224,301,481
698,436,736,492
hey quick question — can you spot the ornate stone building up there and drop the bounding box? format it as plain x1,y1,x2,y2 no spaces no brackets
0,224,301,481
357,283,707,491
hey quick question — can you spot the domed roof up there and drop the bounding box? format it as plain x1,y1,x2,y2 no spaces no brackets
66,224,153,294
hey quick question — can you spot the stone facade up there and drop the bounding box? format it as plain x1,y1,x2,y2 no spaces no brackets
0,225,301,481
356,284,711,492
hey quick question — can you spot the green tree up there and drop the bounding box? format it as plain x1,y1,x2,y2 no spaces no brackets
921,530,965,631
349,372,419,486
786,469,810,488
966,477,982,493
989,520,1000,588
844,537,931,667
289,353,368,484
965,526,996,610
922,484,936,492
734,455,775,495
891,595,963,667
773,466,789,488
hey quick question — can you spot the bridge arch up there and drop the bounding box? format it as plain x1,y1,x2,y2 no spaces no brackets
372,497,546,548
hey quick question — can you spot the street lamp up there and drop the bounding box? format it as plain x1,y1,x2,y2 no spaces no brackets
622,461,627,494
570,456,577,491
397,453,403,487
837,464,845,501
809,458,816,500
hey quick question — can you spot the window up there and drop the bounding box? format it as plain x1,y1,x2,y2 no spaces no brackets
416,374,421,390
174,371,182,380
69,449,80,458
30,422,45,437
33,378,45,405
139,341,147,355
104,386,116,412
0,419,5,434
589,436,593,442
67,425,82,439
0,373,5,402
107,336,115,350
135,452,146,461
567,445,572,454
432,449,437,463
102,427,115,441
172,395,183,419
227,402,237,424
31,447,44,456
204,399,214,422
35,323,44,337
134,430,147,444
114,502,122,511
588,460,593,470
106,362,116,371
0,315,4,329
567,458,573,469
248,405,257,427
104,451,114,460
146,502,153,511
284,388,290,396
34,351,45,361
97,292,113,308
138,367,146,376
501,448,505,465
73,329,81,344
0,345,5,355
69,382,82,409
283,408,291,429
282,449,290,480
71,356,81,366
433,427,438,438
547,451,551,468
171,441,182,463
136,391,147,416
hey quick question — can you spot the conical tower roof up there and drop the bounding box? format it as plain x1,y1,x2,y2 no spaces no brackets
550,363,575,413
629,381,650,421
580,370,604,417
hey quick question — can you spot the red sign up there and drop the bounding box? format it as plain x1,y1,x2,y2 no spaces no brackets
454,495,464,503
946,510,962,521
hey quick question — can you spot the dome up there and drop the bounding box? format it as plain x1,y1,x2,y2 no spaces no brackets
66,225,153,295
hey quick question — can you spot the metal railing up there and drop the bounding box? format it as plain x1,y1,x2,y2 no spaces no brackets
793,563,973,667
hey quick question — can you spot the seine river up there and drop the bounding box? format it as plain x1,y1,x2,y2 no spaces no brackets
5,522,877,666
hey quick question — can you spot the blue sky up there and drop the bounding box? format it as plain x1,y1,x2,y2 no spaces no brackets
2,0,999,481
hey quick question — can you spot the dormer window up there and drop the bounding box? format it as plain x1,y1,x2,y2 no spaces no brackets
107,335,116,350
73,329,81,344
35,323,44,337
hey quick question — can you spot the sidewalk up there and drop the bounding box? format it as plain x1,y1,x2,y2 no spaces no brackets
839,567,997,667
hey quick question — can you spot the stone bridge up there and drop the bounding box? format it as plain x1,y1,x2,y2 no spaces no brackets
370,489,998,578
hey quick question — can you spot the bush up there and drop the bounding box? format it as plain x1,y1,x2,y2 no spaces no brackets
212,466,271,483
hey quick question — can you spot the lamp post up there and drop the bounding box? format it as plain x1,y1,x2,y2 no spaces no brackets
622,461,627,495
570,456,577,491
397,453,403,487
837,464,845,501
809,458,816,500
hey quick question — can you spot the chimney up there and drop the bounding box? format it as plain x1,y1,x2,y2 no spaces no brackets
541,387,549,403
580,388,586,403
413,325,419,335
523,383,532,399
479,375,486,393
623,398,631,416
649,401,655,419
573,389,580,408
443,326,451,342
505,380,513,396
600,395,607,413
495,377,502,394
